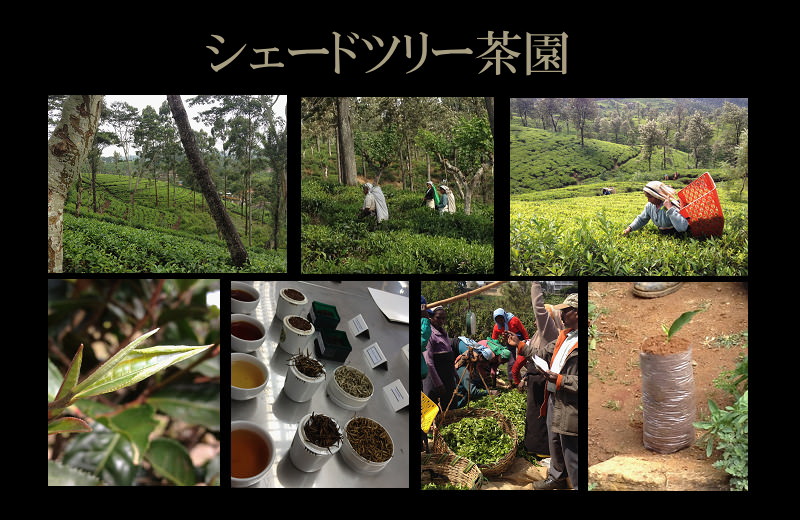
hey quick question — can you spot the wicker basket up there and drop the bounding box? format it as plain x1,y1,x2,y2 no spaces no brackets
421,453,483,489
678,172,724,238
432,407,517,478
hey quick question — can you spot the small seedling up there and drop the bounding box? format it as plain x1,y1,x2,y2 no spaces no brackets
660,309,703,341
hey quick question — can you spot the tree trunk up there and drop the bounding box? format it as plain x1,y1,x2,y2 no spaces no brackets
48,95,103,273
440,157,472,215
273,165,286,250
484,97,495,140
167,95,249,267
335,97,357,185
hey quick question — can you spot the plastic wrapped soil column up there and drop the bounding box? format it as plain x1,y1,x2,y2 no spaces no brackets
639,346,696,454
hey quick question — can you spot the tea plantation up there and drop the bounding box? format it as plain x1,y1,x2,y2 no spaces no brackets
510,176,748,276
509,108,748,276
61,173,286,273
301,177,494,274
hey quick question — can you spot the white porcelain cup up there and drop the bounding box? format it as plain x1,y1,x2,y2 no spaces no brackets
231,314,266,353
283,360,326,402
231,353,269,400
340,417,393,474
231,282,260,314
231,421,275,487
289,413,342,472
278,314,315,354
276,287,309,321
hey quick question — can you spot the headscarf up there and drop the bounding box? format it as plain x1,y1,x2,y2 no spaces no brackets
643,181,680,208
421,295,433,316
426,181,440,205
439,185,456,213
493,308,514,330
363,183,389,222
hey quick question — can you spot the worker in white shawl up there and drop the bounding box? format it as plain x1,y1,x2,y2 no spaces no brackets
435,185,457,214
360,182,389,223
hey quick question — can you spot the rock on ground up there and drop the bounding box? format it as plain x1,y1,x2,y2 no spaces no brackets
589,455,730,491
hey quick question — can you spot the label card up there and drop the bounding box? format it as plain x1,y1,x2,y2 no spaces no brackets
383,379,409,412
347,314,370,338
363,342,387,369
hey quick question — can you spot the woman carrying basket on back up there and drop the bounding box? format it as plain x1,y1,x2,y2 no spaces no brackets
622,181,689,236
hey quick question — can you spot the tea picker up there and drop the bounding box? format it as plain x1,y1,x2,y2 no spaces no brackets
622,181,689,236
423,180,440,209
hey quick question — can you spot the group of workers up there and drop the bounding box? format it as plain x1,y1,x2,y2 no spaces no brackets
421,282,580,490
423,181,456,214
361,178,692,235
358,180,457,226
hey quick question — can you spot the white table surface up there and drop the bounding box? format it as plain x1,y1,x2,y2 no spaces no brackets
230,280,410,488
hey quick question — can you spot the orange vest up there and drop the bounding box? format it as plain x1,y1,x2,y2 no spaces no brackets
539,328,578,418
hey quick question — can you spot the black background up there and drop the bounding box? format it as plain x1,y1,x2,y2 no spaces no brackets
43,7,759,501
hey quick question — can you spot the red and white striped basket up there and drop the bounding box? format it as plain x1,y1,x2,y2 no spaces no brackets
678,172,724,238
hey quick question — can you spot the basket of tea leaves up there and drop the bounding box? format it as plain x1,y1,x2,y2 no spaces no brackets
421,452,483,490
432,407,517,477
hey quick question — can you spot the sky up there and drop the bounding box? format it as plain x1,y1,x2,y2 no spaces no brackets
100,94,287,157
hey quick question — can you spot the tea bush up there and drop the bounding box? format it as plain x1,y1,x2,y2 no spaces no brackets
510,183,748,276
694,353,748,491
62,173,284,272
63,214,286,273
695,390,748,491
301,177,495,274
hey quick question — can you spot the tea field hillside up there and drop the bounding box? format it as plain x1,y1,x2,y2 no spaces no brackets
301,177,494,274
509,115,748,276
511,125,643,191
62,173,286,273
510,178,748,276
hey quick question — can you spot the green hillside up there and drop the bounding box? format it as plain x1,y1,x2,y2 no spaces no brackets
510,97,748,192
510,125,641,190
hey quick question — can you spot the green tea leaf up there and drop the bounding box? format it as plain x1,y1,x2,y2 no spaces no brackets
62,422,137,486
48,460,102,486
73,343,213,399
54,344,84,403
48,416,92,435
148,383,221,431
72,328,160,397
48,356,65,402
440,416,514,465
145,437,197,486
667,309,703,339
96,404,159,465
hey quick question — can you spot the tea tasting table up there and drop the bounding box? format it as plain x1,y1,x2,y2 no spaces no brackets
230,280,410,488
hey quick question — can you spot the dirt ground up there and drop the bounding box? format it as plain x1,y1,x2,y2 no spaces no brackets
587,281,748,471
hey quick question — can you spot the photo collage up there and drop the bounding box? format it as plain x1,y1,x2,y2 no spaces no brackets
48,93,748,493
